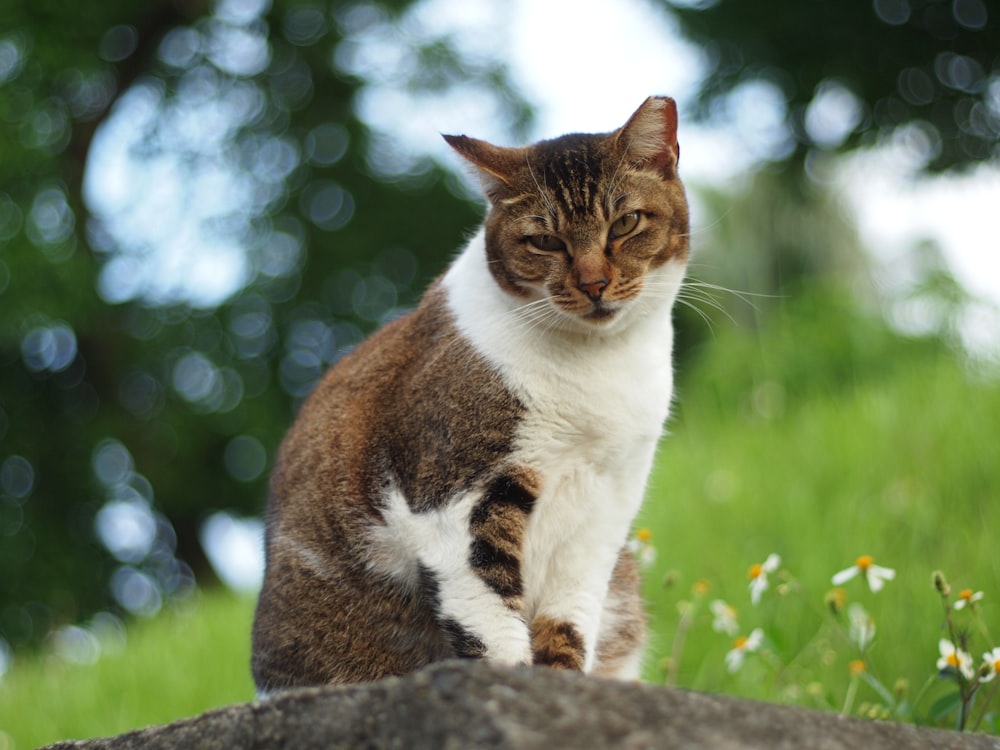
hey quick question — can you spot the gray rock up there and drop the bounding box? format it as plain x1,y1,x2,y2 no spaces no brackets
42,660,999,749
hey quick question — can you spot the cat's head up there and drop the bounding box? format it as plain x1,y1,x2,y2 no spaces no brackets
445,96,689,333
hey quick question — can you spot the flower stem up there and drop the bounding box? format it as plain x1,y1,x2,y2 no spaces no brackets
666,602,695,687
841,676,859,717
971,678,999,732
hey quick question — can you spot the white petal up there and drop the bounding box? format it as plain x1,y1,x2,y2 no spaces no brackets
763,554,781,572
870,565,895,580
831,566,859,586
725,649,744,673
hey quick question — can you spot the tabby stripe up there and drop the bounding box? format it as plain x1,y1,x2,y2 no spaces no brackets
418,565,490,658
480,474,537,515
441,618,488,659
468,473,536,601
417,563,442,607
469,539,522,599
531,616,586,671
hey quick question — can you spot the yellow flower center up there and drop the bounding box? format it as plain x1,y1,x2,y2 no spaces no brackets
748,564,763,580
994,659,1000,674
692,579,710,595
636,528,652,543
733,636,748,650
855,555,874,571
958,588,973,601
848,659,866,676
946,653,961,668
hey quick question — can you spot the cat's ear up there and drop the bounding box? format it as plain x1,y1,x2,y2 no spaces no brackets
443,134,524,200
615,96,680,178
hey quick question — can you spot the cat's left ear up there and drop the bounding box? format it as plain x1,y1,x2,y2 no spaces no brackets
615,96,680,178
443,134,524,201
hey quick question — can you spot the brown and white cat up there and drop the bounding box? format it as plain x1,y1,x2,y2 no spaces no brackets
251,96,689,692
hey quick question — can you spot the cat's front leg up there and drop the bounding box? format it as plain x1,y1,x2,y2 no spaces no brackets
379,472,538,665
434,471,538,663
524,488,638,673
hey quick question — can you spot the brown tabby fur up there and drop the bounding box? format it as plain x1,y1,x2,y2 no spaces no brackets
252,96,688,691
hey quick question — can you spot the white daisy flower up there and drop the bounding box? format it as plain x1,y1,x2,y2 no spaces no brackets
847,603,876,650
936,638,976,681
710,599,739,636
980,647,1000,683
747,554,780,606
725,628,764,673
831,555,896,593
626,528,657,568
953,589,984,611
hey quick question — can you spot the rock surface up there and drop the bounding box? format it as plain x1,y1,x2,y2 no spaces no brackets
43,660,998,750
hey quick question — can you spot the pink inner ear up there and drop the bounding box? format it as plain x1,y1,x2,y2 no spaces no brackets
656,97,680,168
619,96,680,175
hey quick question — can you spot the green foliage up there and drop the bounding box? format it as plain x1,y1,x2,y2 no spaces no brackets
666,0,1000,170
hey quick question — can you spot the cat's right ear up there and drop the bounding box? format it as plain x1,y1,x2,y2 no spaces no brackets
443,134,523,201
615,96,680,179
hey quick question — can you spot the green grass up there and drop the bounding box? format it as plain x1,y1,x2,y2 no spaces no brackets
638,352,1000,728
1,318,997,744
0,591,257,749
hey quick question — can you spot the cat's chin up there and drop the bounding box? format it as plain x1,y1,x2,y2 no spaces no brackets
554,303,631,335
584,306,619,323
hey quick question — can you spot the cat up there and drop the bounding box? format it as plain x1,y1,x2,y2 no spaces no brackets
251,96,690,692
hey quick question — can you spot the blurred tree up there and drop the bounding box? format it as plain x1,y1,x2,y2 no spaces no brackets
665,0,1000,171
670,162,875,365
0,0,529,650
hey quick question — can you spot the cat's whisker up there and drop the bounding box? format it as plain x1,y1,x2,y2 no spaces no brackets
683,279,782,313
675,295,720,334
507,296,557,322
677,291,736,327
505,296,569,336
673,206,736,240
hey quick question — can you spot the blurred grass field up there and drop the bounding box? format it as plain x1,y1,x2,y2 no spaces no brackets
2,291,998,746
0,591,257,749
639,354,999,721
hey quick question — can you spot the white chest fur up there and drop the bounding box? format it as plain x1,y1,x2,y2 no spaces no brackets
443,230,684,666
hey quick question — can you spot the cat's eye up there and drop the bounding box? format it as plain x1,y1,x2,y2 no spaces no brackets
610,212,640,238
528,234,567,253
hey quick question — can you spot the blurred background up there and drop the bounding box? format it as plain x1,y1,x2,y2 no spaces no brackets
1,0,999,742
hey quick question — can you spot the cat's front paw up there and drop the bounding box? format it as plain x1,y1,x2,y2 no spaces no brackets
485,629,533,667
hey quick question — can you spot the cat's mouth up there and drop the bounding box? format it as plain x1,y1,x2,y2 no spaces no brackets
583,303,620,323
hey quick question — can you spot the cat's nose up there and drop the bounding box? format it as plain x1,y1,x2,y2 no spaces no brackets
578,278,609,300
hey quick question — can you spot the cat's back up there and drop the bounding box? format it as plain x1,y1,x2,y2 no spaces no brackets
269,279,524,521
